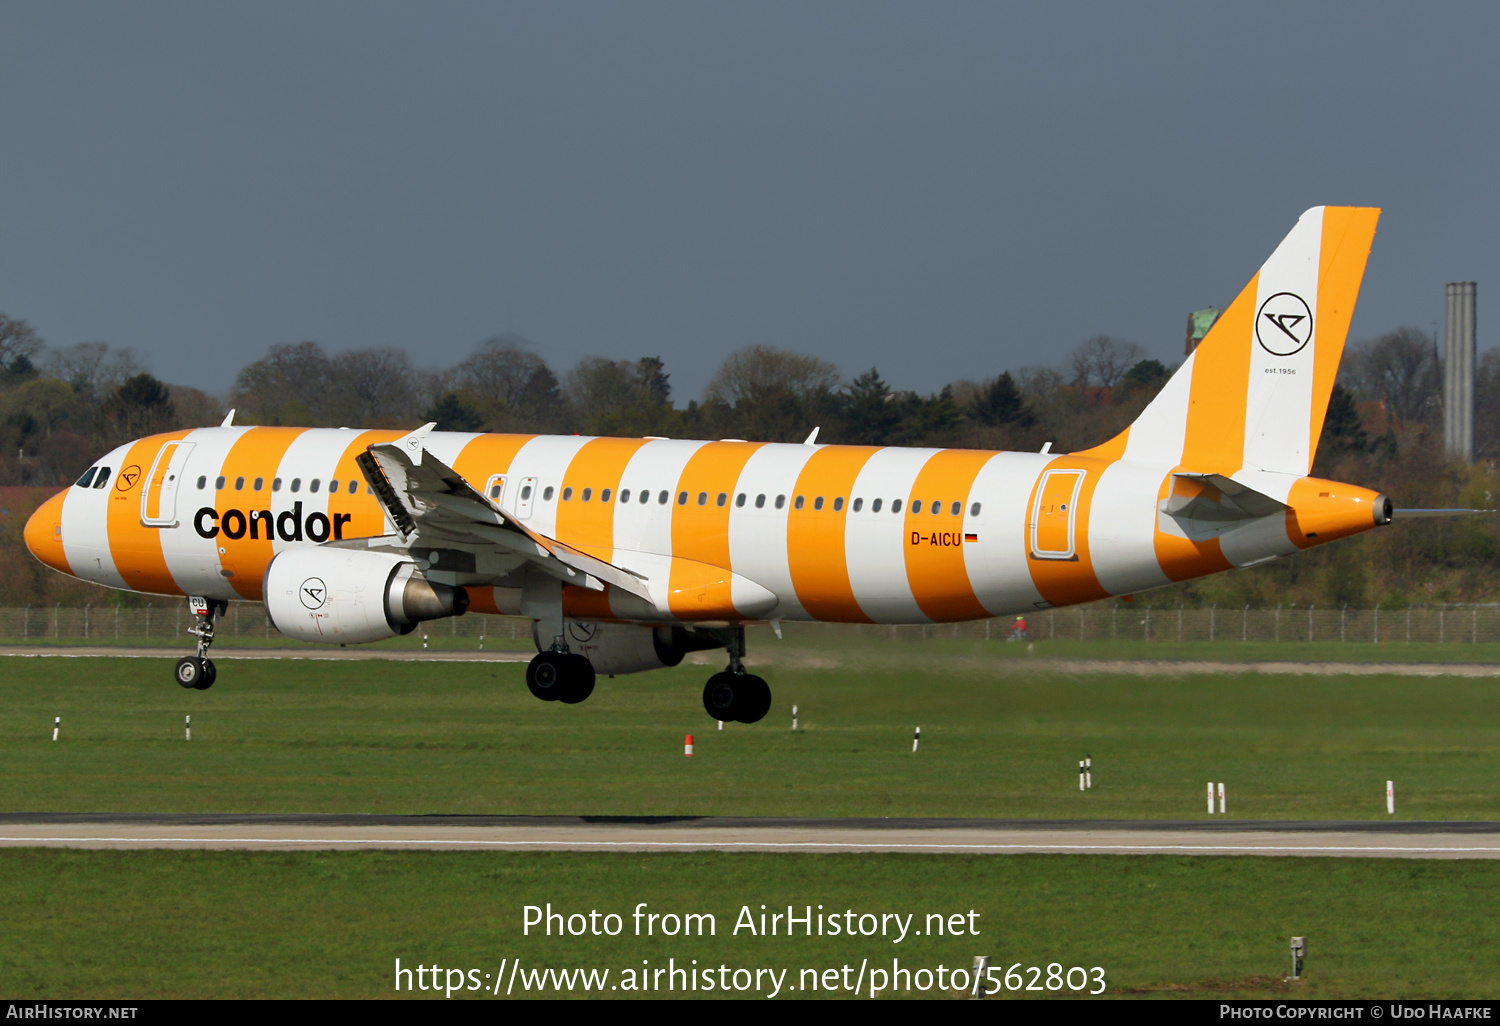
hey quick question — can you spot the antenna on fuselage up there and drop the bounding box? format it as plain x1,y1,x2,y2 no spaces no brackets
220,409,236,428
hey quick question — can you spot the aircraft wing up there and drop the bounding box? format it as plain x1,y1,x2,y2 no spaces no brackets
354,424,652,601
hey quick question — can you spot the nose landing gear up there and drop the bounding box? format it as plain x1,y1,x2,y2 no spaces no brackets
175,596,227,690
701,626,770,724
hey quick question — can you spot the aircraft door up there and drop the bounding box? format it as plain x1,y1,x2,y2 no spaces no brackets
484,474,507,507
1029,469,1084,560
140,441,195,528
516,477,538,518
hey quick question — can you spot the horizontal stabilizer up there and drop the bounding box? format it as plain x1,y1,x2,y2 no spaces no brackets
1162,472,1288,523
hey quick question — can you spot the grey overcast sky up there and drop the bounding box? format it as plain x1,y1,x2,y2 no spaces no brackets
2,1,1496,401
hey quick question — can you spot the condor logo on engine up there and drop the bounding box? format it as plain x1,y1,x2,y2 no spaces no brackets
299,578,327,609
193,501,353,542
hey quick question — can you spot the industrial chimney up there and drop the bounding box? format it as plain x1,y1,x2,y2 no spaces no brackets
1444,282,1477,461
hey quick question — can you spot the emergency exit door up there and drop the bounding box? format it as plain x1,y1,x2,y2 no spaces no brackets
1029,469,1084,560
140,441,194,528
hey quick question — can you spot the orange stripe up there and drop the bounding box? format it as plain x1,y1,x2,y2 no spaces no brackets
1077,424,1129,461
105,430,193,596
668,441,765,619
562,584,615,621
903,449,993,622
1022,454,1110,608
326,430,404,544
786,445,879,621
451,434,538,508
555,437,653,552
1152,469,1234,582
1308,208,1380,460
1180,271,1257,473
214,427,309,599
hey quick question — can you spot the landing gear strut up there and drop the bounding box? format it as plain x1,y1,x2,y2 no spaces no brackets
702,626,771,724
175,596,225,691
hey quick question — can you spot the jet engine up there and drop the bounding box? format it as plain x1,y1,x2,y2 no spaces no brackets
265,548,469,645
542,621,725,676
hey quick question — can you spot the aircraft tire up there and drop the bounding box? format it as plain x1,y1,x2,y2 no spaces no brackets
733,674,772,724
558,654,596,705
194,659,217,691
175,657,205,689
702,672,739,722
527,652,567,702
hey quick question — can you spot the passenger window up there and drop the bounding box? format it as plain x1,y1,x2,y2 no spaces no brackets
775,495,786,509
755,494,766,509
970,501,981,517
543,486,554,501
76,467,98,488
813,497,823,511
833,497,844,512
94,468,111,489
911,500,922,513
872,498,882,512
253,477,264,491
310,479,321,493
892,499,902,513
852,498,862,512
489,484,501,499
620,489,631,503
234,476,244,490
931,500,941,516
582,488,592,502
216,476,226,490
273,478,282,492
291,479,301,493
794,496,805,510
951,501,961,516
563,487,573,501
697,492,708,506
330,479,339,492
196,475,207,490
658,491,668,504
678,492,688,505
735,493,746,508
348,480,358,494
717,492,727,507
601,488,611,502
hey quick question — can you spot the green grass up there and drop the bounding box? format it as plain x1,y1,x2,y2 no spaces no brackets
1,849,1496,999
2,655,1498,819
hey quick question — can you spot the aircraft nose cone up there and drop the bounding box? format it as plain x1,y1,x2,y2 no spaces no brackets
23,491,71,575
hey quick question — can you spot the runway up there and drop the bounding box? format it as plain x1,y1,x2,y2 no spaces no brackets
4,646,1500,676
2,815,1498,857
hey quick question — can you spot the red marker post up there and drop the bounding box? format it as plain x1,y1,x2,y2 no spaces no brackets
684,734,694,757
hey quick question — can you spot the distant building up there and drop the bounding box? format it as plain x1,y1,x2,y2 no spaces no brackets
1185,307,1221,355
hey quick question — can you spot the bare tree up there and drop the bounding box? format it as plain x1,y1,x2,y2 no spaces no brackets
1068,335,1145,391
327,348,421,427
42,343,144,401
0,314,44,369
705,345,839,406
453,335,561,430
1341,327,1440,426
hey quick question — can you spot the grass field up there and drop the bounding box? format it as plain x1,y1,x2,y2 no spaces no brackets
1,653,1497,819
1,849,1496,999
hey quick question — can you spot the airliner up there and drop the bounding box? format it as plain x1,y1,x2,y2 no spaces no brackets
25,207,1411,722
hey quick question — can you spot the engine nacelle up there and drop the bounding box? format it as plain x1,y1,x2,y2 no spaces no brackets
265,548,469,645
540,621,725,676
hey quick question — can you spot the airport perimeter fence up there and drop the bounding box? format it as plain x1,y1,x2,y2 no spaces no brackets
3,603,1500,647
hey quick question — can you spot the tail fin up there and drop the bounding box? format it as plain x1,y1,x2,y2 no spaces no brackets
1083,206,1380,476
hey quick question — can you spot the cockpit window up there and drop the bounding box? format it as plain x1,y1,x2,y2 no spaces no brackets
75,468,98,488
93,467,111,489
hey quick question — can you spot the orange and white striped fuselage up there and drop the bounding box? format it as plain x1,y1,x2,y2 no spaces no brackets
24,426,1386,625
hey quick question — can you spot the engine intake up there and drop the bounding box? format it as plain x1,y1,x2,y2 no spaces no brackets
265,548,468,645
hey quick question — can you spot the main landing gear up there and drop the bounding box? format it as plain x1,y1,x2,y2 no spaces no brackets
701,627,771,724
175,596,226,691
526,649,596,705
